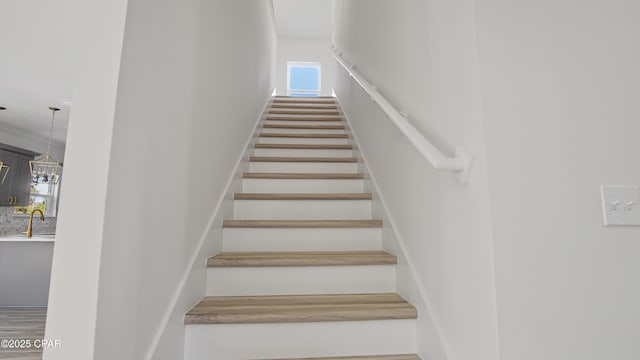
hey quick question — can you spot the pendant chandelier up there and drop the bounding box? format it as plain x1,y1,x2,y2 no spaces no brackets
30,106,63,184
0,106,8,184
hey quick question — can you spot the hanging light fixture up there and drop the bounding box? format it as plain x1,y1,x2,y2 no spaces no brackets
0,106,8,184
30,106,63,184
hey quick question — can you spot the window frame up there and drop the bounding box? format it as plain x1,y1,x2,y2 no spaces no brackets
286,61,322,97
14,180,61,218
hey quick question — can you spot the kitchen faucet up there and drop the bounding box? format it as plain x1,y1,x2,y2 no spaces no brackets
26,209,45,238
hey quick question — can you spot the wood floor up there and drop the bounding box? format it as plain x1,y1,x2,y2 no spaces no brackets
0,308,46,360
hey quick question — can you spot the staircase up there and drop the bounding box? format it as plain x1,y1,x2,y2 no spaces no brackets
184,96,420,360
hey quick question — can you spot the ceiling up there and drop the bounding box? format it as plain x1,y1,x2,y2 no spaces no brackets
273,0,332,39
0,0,75,148
0,0,332,151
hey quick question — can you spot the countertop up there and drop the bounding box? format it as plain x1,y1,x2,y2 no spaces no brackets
0,234,55,242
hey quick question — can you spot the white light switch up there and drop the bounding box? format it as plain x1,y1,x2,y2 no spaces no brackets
600,185,640,226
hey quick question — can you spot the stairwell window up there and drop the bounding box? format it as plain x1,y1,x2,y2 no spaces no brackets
287,62,321,97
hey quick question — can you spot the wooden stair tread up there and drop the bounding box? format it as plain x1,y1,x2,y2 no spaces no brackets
185,293,416,324
270,109,340,115
234,193,371,200
250,156,357,163
263,124,345,130
267,115,342,121
243,172,364,179
272,104,338,109
223,220,383,228
260,133,349,139
274,96,335,100
208,250,396,267
255,144,353,150
267,355,421,360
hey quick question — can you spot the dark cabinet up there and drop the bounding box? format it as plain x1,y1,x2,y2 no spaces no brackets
0,151,14,205
0,149,34,206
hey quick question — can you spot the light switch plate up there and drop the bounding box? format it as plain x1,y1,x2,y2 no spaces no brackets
600,185,640,226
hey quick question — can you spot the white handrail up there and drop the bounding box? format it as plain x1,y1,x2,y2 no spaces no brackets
330,48,475,184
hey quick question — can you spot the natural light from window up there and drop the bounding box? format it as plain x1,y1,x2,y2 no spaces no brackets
14,181,60,217
287,62,321,97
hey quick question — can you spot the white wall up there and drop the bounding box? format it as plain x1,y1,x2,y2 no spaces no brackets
276,37,335,96
474,0,640,359
43,0,129,358
333,1,500,360
336,0,640,359
0,0,75,146
44,0,276,359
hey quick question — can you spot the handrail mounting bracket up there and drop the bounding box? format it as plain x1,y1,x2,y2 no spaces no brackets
455,145,476,185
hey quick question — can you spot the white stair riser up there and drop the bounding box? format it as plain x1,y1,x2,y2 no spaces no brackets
254,148,354,157
273,98,335,100
234,200,372,220
271,102,336,105
222,228,382,251
272,105,336,107
184,320,416,360
271,102,336,104
261,128,346,135
258,137,350,145
242,178,365,193
250,162,358,173
206,265,396,296
269,109,337,112
264,120,344,126
271,106,337,110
